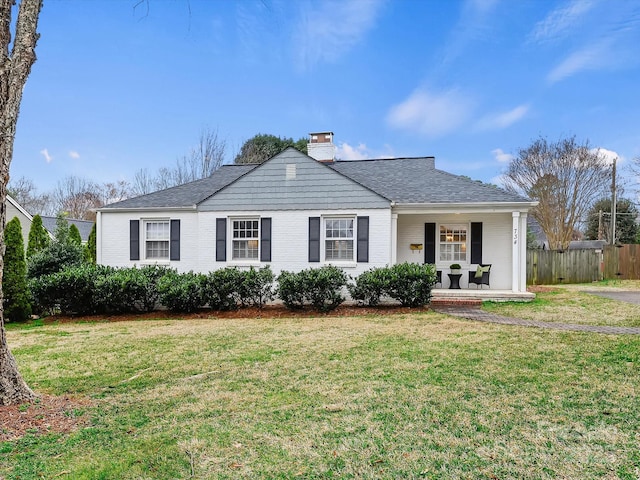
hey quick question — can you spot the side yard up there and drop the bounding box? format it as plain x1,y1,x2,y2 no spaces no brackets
1,297,639,479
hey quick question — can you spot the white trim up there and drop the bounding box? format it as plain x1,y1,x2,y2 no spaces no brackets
322,214,356,264
512,212,520,293
229,216,261,264
393,202,537,215
143,219,171,261
437,223,469,266
7,195,34,222
390,213,398,265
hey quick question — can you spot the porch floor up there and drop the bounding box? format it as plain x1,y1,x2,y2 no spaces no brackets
431,288,535,304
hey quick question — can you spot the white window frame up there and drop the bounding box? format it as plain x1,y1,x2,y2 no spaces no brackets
143,219,170,261
322,216,356,265
438,223,469,264
230,217,260,263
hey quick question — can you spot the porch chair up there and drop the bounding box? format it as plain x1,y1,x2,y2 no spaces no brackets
468,264,491,288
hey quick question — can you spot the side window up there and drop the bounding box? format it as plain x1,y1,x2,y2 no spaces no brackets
324,217,354,261
232,219,259,260
144,220,170,260
439,224,468,263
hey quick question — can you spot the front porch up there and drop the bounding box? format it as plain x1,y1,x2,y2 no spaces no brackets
431,288,535,304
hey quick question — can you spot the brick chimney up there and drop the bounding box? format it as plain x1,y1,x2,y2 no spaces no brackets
307,131,335,163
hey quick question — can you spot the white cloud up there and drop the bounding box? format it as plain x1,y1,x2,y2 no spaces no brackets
529,0,595,44
386,88,474,137
547,40,614,83
476,104,530,131
492,148,514,164
591,147,623,165
69,150,80,159
40,148,52,163
293,0,385,70
335,142,370,160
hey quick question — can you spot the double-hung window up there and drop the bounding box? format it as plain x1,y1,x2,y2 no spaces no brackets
439,224,467,263
325,217,354,261
145,220,170,260
232,219,259,260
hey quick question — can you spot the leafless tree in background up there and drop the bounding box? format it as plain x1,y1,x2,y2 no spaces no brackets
502,136,612,250
7,175,53,215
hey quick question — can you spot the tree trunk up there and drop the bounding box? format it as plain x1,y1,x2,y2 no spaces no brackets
0,0,43,405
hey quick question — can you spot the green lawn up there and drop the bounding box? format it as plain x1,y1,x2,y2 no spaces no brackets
1,299,639,478
483,280,640,327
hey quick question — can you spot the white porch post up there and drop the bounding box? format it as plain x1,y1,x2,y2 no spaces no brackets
519,212,528,293
512,211,520,292
390,213,398,265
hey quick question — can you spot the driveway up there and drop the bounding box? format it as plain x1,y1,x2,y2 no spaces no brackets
584,290,640,305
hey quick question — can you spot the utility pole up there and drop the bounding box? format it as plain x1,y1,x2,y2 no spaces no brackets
598,209,603,240
611,158,617,245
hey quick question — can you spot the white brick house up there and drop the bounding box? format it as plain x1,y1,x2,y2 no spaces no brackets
97,136,537,298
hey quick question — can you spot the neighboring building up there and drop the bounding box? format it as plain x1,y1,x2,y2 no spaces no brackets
6,195,34,248
97,133,537,296
41,216,94,244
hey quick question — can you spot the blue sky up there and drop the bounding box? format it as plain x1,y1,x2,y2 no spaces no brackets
11,0,640,193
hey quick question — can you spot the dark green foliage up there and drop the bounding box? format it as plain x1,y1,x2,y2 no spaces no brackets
94,265,171,314
347,267,390,306
237,266,275,308
234,133,307,164
277,266,348,312
157,271,206,313
2,217,31,321
202,268,244,310
27,213,85,279
29,264,112,315
69,224,82,245
85,223,97,264
584,198,639,244
383,262,437,307
26,214,49,259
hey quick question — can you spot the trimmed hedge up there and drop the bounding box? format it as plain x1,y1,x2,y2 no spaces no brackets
277,265,348,312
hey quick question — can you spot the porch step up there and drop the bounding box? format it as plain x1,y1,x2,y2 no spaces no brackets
430,297,483,307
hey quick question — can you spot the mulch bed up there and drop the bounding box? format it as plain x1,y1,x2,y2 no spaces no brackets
0,394,92,442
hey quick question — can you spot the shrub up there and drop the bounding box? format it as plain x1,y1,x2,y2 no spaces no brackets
276,270,306,310
237,266,275,308
69,224,82,245
277,266,348,312
27,240,84,279
157,271,205,313
3,217,31,321
383,262,437,307
347,267,390,307
202,268,243,310
26,214,50,259
29,264,112,315
94,265,170,314
84,223,96,264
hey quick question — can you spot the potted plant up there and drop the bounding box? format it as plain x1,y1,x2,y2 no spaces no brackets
449,263,462,274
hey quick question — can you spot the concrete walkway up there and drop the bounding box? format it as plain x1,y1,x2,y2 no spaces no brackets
432,305,640,335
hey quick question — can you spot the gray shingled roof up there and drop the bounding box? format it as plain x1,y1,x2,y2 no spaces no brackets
41,216,94,242
329,157,532,204
101,154,532,210
101,164,257,209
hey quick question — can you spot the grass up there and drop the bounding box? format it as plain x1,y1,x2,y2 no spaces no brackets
1,293,640,479
483,280,640,327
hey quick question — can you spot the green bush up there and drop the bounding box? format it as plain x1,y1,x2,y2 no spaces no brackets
3,217,31,321
157,271,205,313
29,264,112,315
69,224,82,245
202,268,243,310
85,223,96,264
347,267,390,306
26,214,50,259
383,262,437,307
94,265,170,314
277,266,348,312
237,266,275,308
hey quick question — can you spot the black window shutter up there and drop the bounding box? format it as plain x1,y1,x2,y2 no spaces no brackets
216,218,227,262
309,217,320,262
170,219,180,261
424,223,436,264
357,216,369,263
130,220,140,261
260,217,272,262
471,222,483,264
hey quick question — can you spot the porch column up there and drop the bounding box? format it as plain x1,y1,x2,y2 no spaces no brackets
390,213,398,265
96,211,102,265
519,212,528,293
512,212,520,292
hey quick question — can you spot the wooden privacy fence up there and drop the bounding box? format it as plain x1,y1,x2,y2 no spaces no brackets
527,245,640,285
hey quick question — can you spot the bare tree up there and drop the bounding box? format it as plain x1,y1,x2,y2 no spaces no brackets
1,0,43,405
51,176,103,220
7,175,52,215
502,136,611,250
130,127,227,196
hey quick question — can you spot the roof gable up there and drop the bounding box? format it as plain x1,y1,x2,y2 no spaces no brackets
199,148,390,211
